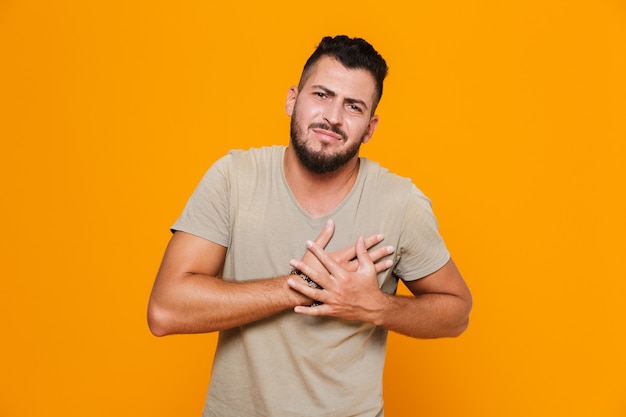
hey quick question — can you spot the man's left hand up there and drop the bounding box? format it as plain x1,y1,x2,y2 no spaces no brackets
287,236,391,322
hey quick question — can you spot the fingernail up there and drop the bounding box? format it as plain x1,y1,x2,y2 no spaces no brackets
388,246,395,254
306,240,313,248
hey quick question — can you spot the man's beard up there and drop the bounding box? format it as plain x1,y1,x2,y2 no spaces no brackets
290,113,363,175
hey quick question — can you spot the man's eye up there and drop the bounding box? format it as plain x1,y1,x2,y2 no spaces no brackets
314,92,327,98
348,104,363,113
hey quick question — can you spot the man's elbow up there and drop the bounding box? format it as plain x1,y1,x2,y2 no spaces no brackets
449,316,470,337
450,296,473,337
147,302,175,337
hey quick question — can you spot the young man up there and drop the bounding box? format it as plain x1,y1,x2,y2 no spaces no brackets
148,35,472,417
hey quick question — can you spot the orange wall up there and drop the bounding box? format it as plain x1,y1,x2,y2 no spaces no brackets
1,1,624,416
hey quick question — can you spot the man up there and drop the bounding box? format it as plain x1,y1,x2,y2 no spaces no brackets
148,35,472,417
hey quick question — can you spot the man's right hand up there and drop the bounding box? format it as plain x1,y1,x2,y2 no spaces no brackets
299,218,395,277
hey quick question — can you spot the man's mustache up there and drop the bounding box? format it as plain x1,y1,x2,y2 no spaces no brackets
308,123,348,142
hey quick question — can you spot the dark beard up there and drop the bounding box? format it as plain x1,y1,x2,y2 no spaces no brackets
290,116,363,175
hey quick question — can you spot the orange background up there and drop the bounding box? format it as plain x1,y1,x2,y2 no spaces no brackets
1,1,625,416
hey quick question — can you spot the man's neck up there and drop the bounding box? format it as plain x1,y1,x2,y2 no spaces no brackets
283,146,361,217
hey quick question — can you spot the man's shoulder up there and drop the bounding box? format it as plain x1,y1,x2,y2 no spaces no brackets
222,146,284,182
228,145,285,161
362,158,415,190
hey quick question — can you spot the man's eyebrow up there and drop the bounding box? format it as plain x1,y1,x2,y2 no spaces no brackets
311,84,370,111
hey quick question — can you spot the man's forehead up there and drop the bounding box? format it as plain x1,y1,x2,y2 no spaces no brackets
302,57,377,104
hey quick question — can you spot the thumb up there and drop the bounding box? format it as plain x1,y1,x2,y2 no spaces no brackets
355,236,373,267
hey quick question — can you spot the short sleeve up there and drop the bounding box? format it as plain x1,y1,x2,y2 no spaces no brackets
170,154,232,247
394,185,450,281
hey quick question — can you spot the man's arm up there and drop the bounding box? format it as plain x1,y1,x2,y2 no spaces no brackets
148,220,396,336
372,259,472,338
147,231,307,336
287,237,472,339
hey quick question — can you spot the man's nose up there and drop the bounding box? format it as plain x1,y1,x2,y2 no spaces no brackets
323,101,343,126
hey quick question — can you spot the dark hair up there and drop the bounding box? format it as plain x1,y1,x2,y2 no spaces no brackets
298,35,388,112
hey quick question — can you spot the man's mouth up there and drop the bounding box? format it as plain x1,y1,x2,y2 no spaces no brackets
309,123,347,142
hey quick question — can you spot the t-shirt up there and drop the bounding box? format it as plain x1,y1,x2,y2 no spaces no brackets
172,146,450,417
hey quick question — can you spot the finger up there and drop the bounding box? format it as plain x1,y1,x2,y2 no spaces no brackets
355,236,376,272
355,236,367,261
294,304,329,316
289,258,331,289
371,243,394,273
312,218,335,249
368,245,395,263
333,233,384,263
287,277,325,304
306,239,343,277
374,258,394,274
344,250,393,273
363,233,385,250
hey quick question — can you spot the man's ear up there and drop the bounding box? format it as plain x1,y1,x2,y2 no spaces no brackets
361,115,379,144
285,86,298,117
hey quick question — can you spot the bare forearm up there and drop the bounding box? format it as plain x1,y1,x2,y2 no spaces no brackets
287,242,471,337
372,292,471,339
147,228,401,336
148,274,304,336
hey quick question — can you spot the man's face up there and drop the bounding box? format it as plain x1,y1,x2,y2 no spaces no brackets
286,56,379,174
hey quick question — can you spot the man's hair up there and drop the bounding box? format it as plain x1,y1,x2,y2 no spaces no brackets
298,35,389,112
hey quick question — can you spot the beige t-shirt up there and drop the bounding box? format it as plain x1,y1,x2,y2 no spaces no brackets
172,146,450,417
